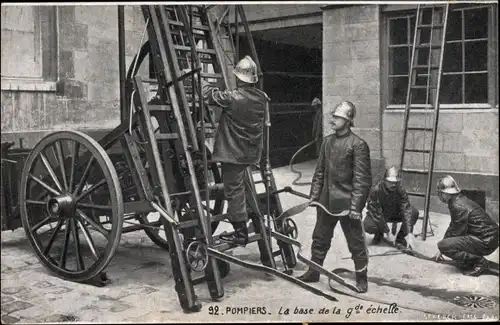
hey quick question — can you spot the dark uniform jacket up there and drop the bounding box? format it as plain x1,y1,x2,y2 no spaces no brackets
366,181,414,234
310,131,372,214
445,193,499,243
202,81,270,165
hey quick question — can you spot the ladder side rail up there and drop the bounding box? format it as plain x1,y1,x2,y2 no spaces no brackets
157,7,200,152
133,76,176,218
151,5,225,299
149,6,211,240
204,7,231,90
400,6,423,173
138,6,202,313
422,5,449,240
178,6,218,223
237,5,263,91
424,8,436,107
177,6,203,122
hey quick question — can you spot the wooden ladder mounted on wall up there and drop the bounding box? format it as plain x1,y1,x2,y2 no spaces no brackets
400,4,450,241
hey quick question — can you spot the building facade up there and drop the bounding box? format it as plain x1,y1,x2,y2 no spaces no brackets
1,4,498,219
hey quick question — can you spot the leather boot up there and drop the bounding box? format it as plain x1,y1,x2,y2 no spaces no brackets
355,268,368,293
296,257,323,283
219,221,249,246
372,232,383,245
463,258,488,277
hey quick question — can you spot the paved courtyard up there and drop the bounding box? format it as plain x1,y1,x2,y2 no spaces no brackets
1,160,499,323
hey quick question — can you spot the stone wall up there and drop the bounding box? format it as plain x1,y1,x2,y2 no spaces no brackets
1,5,148,148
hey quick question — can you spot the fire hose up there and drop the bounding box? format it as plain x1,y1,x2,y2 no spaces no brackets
289,139,317,186
205,229,463,316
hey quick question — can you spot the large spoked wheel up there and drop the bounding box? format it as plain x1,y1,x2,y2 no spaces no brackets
20,131,123,282
138,147,224,250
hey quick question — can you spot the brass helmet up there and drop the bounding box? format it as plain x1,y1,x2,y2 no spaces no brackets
331,101,356,126
233,55,258,84
384,166,401,182
436,176,461,194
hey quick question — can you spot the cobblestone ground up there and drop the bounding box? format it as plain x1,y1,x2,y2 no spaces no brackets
1,160,499,323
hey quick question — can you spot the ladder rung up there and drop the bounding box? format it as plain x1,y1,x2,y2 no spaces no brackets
407,192,426,197
178,57,215,64
402,169,429,175
417,24,444,29
174,45,216,55
201,72,223,79
415,43,442,50
407,127,434,132
413,65,440,70
149,105,172,111
404,149,431,154
411,85,435,90
156,133,178,140
168,19,184,26
167,19,209,31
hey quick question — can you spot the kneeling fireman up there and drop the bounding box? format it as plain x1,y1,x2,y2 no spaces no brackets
434,176,499,276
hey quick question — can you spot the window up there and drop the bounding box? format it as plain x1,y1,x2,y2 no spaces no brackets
1,5,57,89
385,4,497,106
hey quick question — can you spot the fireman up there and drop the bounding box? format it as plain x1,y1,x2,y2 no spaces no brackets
434,176,499,276
311,95,323,157
363,166,418,250
297,101,372,293
196,56,270,246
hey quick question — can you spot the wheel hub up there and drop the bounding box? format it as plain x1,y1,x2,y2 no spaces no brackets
47,195,76,218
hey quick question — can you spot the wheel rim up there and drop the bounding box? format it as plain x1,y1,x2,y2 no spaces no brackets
20,131,123,282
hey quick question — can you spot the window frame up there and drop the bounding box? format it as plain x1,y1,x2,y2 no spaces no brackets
381,3,498,110
1,5,58,92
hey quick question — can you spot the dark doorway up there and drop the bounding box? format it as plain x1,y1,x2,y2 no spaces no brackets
238,24,322,167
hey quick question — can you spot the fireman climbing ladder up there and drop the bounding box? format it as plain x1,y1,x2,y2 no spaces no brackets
400,4,450,240
130,5,298,311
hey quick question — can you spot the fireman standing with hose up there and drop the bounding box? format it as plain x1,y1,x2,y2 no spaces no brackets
296,101,372,293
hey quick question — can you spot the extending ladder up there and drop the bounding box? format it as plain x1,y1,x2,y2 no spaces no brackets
400,4,449,240
130,5,295,312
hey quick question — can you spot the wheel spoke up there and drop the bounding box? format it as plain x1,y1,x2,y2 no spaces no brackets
77,219,99,260
54,141,69,191
71,218,85,271
43,219,64,255
58,220,71,269
28,174,60,196
69,140,80,193
77,203,112,211
73,156,96,196
30,215,55,233
26,200,47,206
75,179,106,203
39,152,63,192
76,209,109,238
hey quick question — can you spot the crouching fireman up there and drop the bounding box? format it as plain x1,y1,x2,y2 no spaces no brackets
434,176,499,276
296,101,372,293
